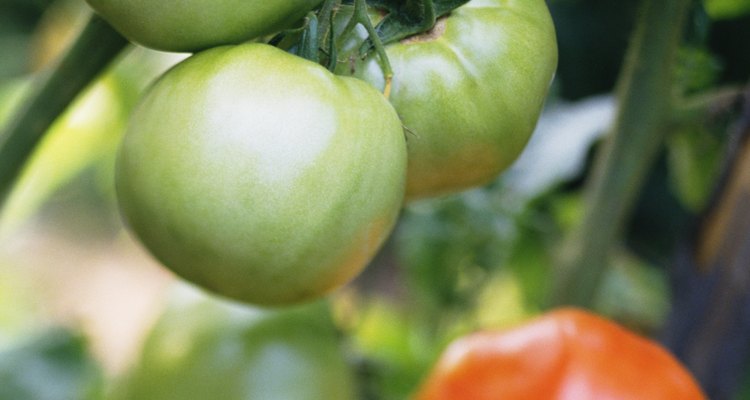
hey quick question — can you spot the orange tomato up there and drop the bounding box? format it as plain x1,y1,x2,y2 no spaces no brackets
416,308,706,400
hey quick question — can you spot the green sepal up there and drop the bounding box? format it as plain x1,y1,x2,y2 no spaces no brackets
359,0,470,46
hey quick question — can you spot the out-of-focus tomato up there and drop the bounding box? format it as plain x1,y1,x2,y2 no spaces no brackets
110,288,357,400
415,308,706,400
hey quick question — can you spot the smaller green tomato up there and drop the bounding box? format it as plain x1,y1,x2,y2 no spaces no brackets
110,290,357,400
116,43,406,306
337,0,558,200
84,0,323,52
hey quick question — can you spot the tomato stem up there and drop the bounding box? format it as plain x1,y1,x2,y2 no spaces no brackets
317,0,341,42
548,0,692,307
300,12,321,62
317,0,342,70
352,0,394,98
0,14,128,205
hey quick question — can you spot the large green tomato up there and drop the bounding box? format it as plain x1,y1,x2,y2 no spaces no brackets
84,0,323,52
338,0,558,200
110,290,357,400
116,43,406,306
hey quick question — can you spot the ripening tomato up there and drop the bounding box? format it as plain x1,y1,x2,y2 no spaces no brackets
116,43,407,306
416,308,706,400
337,0,558,200
84,0,324,52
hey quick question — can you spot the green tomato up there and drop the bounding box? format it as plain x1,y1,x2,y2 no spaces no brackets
110,290,357,400
337,0,558,200
84,0,323,52
116,43,406,306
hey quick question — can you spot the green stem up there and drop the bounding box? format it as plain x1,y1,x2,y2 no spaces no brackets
549,0,692,307
354,0,393,97
0,14,128,203
317,0,341,44
317,0,342,70
337,4,363,46
338,0,394,97
299,12,320,62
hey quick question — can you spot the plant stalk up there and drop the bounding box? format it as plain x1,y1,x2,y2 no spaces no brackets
0,14,128,204
348,0,394,97
549,0,692,307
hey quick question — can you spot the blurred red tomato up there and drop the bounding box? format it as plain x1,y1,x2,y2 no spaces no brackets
416,308,706,400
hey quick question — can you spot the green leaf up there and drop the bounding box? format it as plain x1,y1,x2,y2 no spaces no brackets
0,264,38,349
666,126,724,212
375,0,469,45
349,299,433,400
675,46,722,95
704,0,750,19
0,328,104,400
349,0,469,46
594,252,670,333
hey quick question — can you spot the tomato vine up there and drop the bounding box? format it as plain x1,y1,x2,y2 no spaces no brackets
278,0,472,97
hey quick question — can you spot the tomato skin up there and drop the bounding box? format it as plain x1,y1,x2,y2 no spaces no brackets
84,0,323,52
116,43,406,306
338,0,558,200
416,308,707,400
110,292,357,400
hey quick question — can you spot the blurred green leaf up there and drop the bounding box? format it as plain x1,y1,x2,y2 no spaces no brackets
349,300,432,400
396,190,516,313
0,328,103,400
704,0,750,19
594,252,670,333
503,217,557,309
666,126,724,212
473,272,532,329
0,264,39,349
675,46,722,95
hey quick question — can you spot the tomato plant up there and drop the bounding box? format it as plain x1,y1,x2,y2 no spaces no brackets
337,0,558,200
5,0,750,397
115,43,407,306
415,308,707,400
84,0,324,52
110,291,357,400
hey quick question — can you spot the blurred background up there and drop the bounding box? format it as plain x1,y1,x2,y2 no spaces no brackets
0,0,749,399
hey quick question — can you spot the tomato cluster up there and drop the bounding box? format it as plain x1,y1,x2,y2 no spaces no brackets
86,0,557,306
